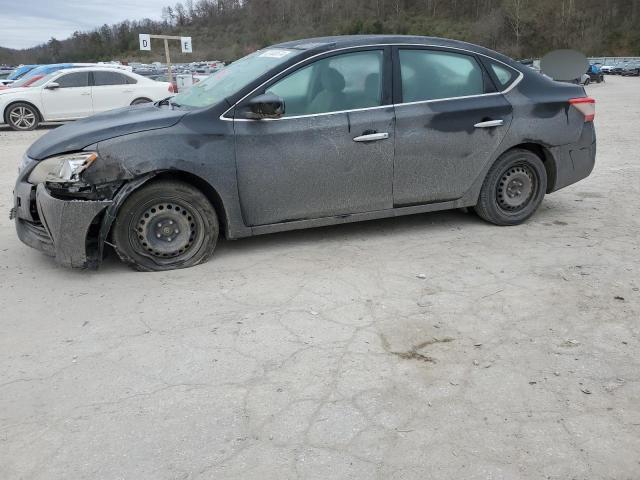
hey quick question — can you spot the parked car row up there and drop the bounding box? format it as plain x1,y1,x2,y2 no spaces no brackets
129,60,224,78
0,67,172,130
147,72,209,93
600,61,640,76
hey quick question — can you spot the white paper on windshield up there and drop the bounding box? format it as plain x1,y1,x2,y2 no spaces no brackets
259,49,293,59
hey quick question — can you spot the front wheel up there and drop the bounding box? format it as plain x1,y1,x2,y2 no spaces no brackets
474,149,547,226
6,103,40,131
112,180,219,271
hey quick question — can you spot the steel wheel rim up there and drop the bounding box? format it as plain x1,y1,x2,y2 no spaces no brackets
130,200,204,263
496,164,537,213
9,106,36,129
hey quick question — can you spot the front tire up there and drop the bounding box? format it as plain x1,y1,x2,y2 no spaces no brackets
474,149,547,226
112,180,219,271
6,103,40,131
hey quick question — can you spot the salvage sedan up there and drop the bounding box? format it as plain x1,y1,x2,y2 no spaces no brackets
12,35,597,271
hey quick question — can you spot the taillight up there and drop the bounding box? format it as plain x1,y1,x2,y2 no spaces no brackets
168,83,175,93
569,97,595,122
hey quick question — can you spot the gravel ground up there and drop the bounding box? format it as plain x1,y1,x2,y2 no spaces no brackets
1,76,639,480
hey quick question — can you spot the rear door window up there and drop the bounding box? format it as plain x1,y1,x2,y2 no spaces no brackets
93,71,135,86
399,49,485,102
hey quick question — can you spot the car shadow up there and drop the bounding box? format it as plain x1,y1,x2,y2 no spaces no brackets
0,123,64,132
213,208,478,259
98,208,477,272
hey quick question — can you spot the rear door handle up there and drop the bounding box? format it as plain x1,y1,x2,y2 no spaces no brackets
353,132,389,142
474,119,504,128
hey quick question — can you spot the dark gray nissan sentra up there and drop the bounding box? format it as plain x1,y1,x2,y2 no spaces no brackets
12,35,596,271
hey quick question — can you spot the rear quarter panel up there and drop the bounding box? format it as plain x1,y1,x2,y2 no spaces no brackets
501,73,586,148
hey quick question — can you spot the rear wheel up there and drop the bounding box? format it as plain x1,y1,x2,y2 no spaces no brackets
6,103,39,131
474,149,547,226
112,180,219,271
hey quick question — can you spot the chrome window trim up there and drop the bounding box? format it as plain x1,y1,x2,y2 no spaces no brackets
220,43,524,122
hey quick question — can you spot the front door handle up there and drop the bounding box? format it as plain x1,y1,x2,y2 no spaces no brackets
474,119,504,128
353,132,389,142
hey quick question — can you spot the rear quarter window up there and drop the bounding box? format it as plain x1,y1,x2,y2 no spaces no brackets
486,60,519,90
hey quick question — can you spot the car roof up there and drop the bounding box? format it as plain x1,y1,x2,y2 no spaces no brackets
30,64,74,73
52,66,134,74
270,34,519,67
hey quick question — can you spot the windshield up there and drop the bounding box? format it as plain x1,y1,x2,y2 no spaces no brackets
172,48,297,108
11,73,45,88
30,73,57,88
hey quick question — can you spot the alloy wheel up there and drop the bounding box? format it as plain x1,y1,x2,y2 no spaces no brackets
9,106,37,130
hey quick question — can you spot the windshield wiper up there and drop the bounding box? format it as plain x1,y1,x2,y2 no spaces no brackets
156,97,181,109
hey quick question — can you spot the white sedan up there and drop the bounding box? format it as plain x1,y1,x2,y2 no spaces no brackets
0,67,172,131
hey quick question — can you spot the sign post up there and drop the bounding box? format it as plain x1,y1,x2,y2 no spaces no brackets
138,34,193,88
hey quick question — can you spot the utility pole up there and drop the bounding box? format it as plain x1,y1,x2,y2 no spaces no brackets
139,34,193,87
163,38,173,86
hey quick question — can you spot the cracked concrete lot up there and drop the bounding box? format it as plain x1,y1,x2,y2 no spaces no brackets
1,76,639,479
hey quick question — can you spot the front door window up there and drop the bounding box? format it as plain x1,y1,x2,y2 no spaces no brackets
267,50,384,116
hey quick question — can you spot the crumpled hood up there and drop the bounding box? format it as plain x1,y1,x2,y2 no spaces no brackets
27,103,187,160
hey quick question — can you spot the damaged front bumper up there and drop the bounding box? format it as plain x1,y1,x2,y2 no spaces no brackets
13,179,112,269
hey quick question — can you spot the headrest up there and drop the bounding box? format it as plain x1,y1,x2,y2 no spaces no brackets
321,68,346,92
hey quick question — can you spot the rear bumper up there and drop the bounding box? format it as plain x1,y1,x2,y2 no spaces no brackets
13,181,112,268
549,122,596,192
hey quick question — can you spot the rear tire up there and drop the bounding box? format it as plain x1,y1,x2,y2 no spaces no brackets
5,102,40,131
112,180,219,271
474,149,547,226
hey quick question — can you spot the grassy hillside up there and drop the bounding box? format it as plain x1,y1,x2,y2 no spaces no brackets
2,0,639,64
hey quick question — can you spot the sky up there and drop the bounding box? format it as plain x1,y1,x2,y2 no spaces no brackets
0,0,163,50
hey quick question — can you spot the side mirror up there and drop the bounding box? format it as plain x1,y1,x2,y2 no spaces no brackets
45,82,60,90
244,93,285,119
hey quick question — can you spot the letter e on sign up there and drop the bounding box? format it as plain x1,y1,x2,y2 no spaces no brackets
181,37,193,54
139,34,151,51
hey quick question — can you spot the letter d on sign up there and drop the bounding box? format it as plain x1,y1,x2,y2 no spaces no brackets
139,34,151,51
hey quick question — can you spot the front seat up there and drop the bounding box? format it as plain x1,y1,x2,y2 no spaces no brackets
362,72,381,107
308,68,346,114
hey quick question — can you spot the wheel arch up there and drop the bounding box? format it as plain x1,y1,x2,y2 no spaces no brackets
3,100,43,124
101,170,230,247
151,171,229,239
500,143,557,193
130,97,153,105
